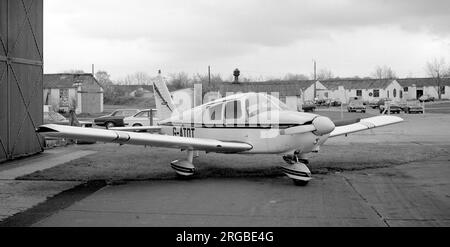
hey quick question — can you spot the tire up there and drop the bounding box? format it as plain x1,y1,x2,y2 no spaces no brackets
133,123,143,127
293,180,309,186
362,110,366,113
105,122,115,129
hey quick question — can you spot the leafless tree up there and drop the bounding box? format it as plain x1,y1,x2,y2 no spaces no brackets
117,72,153,85
283,73,309,81
168,72,191,90
95,70,113,87
63,69,85,74
425,57,448,99
316,68,334,80
371,65,397,79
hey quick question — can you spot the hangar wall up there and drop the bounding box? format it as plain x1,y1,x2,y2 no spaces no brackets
0,0,44,162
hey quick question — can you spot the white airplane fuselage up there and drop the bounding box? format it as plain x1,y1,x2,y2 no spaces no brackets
157,112,330,155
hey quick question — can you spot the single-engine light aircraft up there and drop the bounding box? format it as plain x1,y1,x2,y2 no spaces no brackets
36,76,403,185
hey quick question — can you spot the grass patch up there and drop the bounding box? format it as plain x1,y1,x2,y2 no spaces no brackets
18,142,450,183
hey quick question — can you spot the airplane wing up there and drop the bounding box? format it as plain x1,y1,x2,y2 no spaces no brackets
36,124,252,153
109,126,161,132
329,115,403,138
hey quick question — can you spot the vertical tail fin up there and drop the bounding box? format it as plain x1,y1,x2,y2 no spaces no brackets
153,75,176,120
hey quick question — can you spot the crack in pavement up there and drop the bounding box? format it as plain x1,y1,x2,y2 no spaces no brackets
342,175,390,227
60,208,371,220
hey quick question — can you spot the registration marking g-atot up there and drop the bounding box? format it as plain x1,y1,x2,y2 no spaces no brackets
173,126,195,138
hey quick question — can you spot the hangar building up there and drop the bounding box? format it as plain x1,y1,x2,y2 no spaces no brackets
0,0,44,162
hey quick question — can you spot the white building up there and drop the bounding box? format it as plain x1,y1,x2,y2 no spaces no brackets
321,79,404,103
43,73,104,114
396,78,450,100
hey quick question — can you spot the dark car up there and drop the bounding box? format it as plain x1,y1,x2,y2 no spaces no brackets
347,101,366,113
379,102,402,114
301,101,316,112
401,101,424,114
314,99,327,106
330,99,342,106
94,109,140,129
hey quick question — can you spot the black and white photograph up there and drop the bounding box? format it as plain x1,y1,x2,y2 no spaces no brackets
0,0,449,233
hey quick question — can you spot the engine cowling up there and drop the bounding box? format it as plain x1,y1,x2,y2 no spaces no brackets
312,116,335,136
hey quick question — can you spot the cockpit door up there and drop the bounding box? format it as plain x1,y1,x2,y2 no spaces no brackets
224,100,245,126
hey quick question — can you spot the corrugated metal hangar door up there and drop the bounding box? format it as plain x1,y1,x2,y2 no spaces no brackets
0,0,44,162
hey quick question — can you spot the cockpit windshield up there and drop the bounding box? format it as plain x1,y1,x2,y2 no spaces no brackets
245,93,290,118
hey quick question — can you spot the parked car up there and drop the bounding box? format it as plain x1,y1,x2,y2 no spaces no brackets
347,101,366,113
373,98,393,109
419,95,435,102
124,109,159,127
330,99,342,106
379,102,402,114
401,101,424,114
94,109,140,129
302,101,316,112
314,99,328,106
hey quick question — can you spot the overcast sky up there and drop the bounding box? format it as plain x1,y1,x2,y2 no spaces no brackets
44,0,450,81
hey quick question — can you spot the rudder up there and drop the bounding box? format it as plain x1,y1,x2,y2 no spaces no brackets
153,75,176,120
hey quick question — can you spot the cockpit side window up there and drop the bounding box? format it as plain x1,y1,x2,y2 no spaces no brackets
225,100,242,120
208,103,223,121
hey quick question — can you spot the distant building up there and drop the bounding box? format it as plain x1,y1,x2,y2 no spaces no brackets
396,78,450,100
208,80,324,111
43,73,104,114
321,79,404,103
196,77,449,112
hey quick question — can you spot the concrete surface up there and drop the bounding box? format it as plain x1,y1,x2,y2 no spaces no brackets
29,113,450,227
33,154,449,227
2,112,449,227
0,146,95,222
0,148,97,180
0,180,79,222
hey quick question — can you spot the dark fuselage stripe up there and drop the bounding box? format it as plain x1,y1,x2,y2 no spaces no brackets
160,123,299,129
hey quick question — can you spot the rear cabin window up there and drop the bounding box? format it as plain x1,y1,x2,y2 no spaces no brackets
225,100,242,120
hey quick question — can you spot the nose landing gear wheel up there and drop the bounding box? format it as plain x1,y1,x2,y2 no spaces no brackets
281,154,312,186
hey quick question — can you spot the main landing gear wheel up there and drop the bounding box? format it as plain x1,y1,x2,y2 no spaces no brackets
281,153,312,186
171,150,195,178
